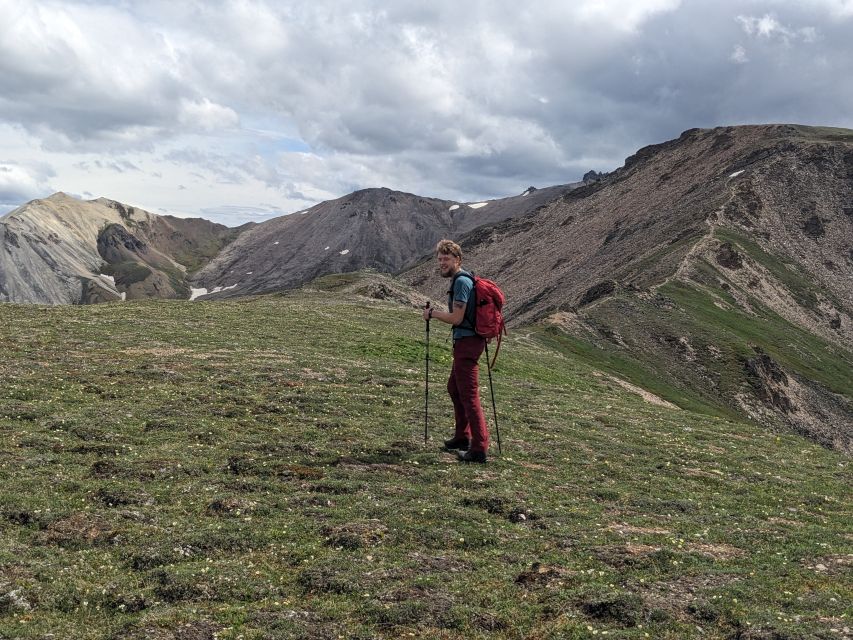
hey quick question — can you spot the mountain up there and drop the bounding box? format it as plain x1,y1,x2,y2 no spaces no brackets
403,124,853,452
0,193,248,304
190,184,577,298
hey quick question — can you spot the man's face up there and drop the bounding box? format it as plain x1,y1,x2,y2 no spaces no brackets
437,252,460,277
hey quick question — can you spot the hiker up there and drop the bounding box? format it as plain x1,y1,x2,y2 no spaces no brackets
422,239,490,463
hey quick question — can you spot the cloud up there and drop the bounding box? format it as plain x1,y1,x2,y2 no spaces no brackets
0,160,55,204
736,13,820,45
731,44,749,63
196,204,284,226
178,99,239,131
0,0,236,150
74,159,142,173
1,0,853,225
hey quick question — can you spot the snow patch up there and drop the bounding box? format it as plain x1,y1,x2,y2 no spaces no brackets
468,202,488,209
521,190,530,197
211,284,237,295
729,170,745,178
190,283,238,301
339,249,350,255
246,272,253,275
274,241,279,245
324,246,330,251
120,292,126,301
449,204,460,211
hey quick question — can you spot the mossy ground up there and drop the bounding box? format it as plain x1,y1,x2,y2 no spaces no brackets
0,290,850,639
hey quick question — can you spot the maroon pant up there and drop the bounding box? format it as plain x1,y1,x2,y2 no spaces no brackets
447,336,490,453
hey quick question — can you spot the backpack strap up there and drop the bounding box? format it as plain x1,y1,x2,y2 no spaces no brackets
448,270,476,332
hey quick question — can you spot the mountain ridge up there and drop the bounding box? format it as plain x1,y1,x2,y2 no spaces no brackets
0,194,250,304
190,183,579,299
401,123,852,451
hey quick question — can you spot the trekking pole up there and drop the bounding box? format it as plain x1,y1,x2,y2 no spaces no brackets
484,341,502,455
424,302,431,445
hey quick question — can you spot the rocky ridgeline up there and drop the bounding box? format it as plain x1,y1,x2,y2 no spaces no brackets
402,124,852,451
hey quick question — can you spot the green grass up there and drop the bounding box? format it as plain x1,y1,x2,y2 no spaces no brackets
713,228,835,312
786,125,853,142
557,261,852,442
100,262,153,287
662,278,852,397
0,291,850,639
170,229,244,276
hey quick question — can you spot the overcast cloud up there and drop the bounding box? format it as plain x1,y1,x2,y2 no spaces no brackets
1,0,851,224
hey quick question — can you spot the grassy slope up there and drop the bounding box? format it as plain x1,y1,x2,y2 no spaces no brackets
0,293,850,639
559,252,852,435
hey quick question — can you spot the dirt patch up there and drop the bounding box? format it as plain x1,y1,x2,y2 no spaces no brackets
581,592,644,626
149,569,208,603
596,543,661,567
322,520,387,549
407,552,471,575
687,542,745,560
603,374,680,409
37,512,118,548
642,574,739,622
767,517,803,527
683,467,726,479
226,456,323,479
462,496,540,524
205,496,257,516
90,458,190,481
515,562,575,589
298,566,357,594
121,347,192,357
517,460,552,471
93,486,153,508
372,584,462,629
802,554,853,576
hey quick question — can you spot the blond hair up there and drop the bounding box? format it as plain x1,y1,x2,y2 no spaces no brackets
435,239,462,260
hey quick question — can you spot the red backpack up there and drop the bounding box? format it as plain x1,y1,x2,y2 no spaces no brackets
452,272,507,367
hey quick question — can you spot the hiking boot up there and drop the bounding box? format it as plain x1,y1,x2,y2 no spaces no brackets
458,449,487,464
443,437,470,451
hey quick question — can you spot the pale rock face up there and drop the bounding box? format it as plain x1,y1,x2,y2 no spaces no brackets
0,192,214,304
0,193,150,304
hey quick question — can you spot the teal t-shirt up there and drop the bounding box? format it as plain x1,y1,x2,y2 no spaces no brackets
449,270,477,340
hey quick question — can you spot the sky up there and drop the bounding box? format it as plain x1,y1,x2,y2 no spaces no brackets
1,1,852,226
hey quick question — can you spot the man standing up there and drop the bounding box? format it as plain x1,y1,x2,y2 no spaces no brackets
422,239,490,463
